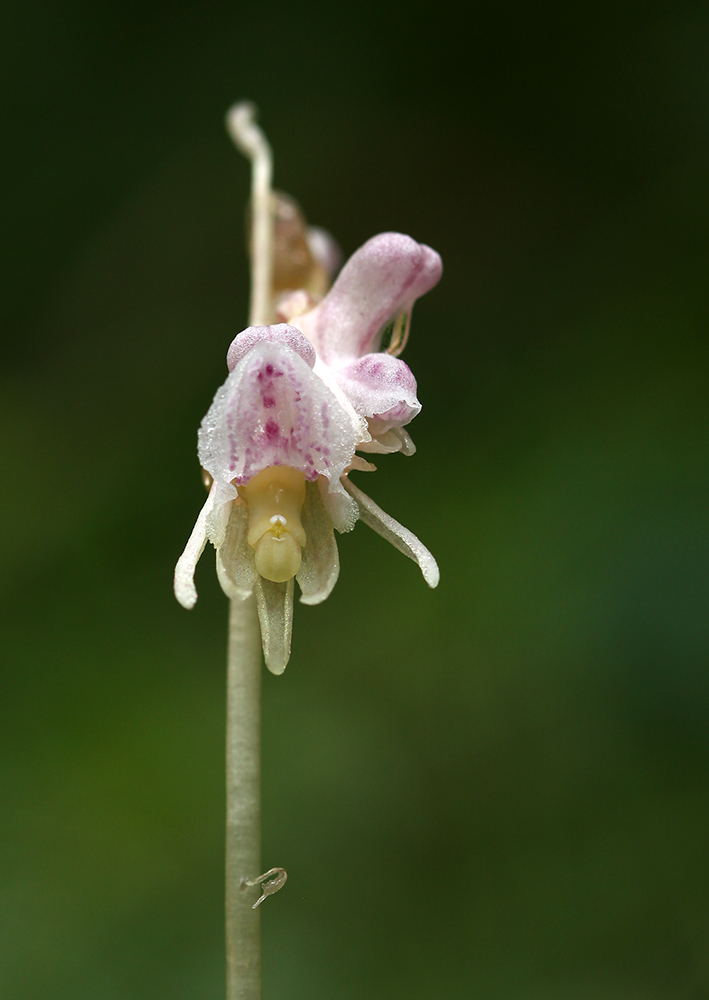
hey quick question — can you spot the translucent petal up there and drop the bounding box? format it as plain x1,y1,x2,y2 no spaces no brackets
348,455,378,473
199,340,359,488
216,500,257,599
389,427,416,456
296,481,340,605
296,233,442,364
342,477,440,588
255,576,294,675
357,426,416,455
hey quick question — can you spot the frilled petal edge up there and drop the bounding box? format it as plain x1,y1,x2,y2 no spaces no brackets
296,480,340,605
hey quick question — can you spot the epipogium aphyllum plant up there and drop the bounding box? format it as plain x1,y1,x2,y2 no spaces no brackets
174,102,442,1000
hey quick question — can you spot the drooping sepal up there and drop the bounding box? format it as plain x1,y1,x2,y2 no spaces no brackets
342,476,439,588
174,480,235,609
255,576,294,674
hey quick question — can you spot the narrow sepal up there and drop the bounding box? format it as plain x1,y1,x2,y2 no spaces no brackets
255,576,294,674
174,481,220,609
342,477,440,588
297,481,340,605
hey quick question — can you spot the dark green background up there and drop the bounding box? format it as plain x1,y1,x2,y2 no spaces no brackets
2,1,708,997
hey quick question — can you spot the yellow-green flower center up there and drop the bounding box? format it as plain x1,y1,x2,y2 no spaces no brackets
242,466,306,583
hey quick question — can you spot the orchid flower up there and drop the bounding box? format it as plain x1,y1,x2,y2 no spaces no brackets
174,231,442,674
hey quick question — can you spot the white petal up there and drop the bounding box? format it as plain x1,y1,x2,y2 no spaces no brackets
216,500,257,599
297,482,340,605
174,482,218,609
342,477,440,588
199,341,359,488
255,577,294,675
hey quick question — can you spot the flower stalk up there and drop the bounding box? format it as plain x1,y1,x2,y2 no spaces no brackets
225,591,261,1000
175,98,442,1000
224,101,273,1000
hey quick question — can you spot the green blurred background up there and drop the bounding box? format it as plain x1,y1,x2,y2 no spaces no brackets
2,1,708,997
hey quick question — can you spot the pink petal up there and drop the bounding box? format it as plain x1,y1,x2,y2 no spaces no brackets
296,233,442,364
333,353,421,431
199,340,359,488
226,323,316,372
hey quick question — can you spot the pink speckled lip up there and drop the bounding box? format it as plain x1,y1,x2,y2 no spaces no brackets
199,337,359,489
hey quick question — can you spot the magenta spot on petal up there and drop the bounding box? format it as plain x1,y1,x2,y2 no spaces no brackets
262,396,275,408
265,364,274,376
265,419,280,441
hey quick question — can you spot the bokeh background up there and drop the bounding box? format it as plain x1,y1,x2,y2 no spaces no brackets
2,1,709,997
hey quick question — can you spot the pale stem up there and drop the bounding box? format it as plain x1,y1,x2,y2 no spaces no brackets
226,594,262,1000
223,101,275,1000
226,102,274,327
